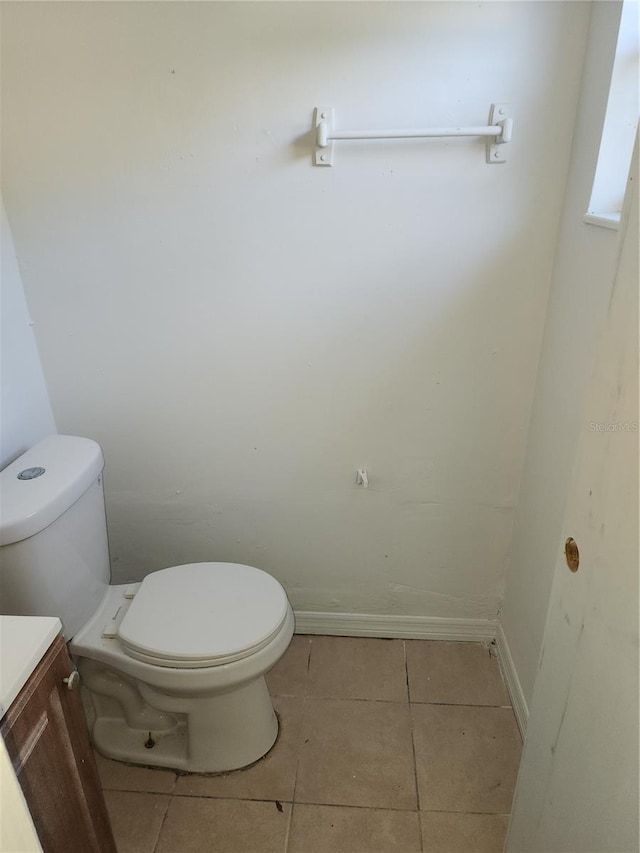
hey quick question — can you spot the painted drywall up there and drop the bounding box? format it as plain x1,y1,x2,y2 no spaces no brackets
1,2,589,618
507,145,639,852
0,202,56,469
499,1,627,709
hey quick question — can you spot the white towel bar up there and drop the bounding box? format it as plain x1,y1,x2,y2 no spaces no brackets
313,104,512,167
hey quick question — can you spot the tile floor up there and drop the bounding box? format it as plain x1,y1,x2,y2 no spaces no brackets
99,637,522,853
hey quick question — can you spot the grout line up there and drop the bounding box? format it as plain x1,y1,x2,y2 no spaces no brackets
302,636,311,701
405,640,424,853
425,701,513,708
271,694,511,708
171,792,295,803
283,801,295,853
290,693,308,808
403,637,411,704
150,792,173,853
278,799,422,813
420,809,512,816
283,684,305,851
160,789,514,818
102,784,177,795
273,694,409,705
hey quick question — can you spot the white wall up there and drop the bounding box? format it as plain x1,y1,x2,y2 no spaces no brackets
0,202,56,469
0,2,589,618
507,144,639,853
500,2,626,709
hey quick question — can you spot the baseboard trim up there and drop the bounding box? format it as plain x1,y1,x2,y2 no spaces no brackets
495,622,529,738
293,610,497,642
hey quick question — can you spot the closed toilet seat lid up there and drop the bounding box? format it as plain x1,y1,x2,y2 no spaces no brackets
117,563,289,668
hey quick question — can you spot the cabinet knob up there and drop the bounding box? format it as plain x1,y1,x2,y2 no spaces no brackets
63,670,81,691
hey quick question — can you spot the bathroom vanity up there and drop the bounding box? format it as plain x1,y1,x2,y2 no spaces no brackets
0,617,116,853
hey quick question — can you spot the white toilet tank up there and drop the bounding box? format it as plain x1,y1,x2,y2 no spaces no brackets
0,435,111,639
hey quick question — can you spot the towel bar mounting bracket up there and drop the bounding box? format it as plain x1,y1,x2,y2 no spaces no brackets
314,107,336,166
486,103,511,164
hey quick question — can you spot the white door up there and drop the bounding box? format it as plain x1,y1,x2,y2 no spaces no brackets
506,151,639,851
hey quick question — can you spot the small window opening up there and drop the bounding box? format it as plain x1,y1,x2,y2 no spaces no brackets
585,0,639,230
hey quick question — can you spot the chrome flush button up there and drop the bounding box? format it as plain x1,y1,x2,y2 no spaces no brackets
17,467,46,480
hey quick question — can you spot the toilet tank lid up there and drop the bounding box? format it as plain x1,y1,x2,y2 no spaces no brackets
0,435,104,546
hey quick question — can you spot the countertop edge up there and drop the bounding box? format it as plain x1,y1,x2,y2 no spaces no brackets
0,616,62,718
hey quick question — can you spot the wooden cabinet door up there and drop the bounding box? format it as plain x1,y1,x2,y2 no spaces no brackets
1,634,117,853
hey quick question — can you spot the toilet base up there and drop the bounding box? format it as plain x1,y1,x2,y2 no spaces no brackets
85,666,279,773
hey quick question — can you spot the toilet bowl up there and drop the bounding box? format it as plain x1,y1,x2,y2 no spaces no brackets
0,435,294,773
72,564,294,772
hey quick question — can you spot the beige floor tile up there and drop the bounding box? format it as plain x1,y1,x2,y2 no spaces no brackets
406,641,510,706
307,637,408,703
412,705,521,814
289,804,422,853
266,635,311,697
296,698,417,810
95,752,176,793
173,696,303,802
104,791,170,853
156,796,290,853
420,811,509,853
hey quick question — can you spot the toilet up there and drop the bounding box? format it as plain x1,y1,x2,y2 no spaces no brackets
0,435,294,773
